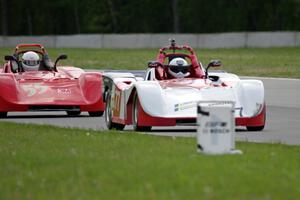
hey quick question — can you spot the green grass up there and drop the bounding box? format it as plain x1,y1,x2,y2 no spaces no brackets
1,121,300,200
1,47,300,78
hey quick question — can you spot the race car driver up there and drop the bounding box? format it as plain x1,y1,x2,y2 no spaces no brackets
148,57,205,80
21,51,40,71
167,57,190,78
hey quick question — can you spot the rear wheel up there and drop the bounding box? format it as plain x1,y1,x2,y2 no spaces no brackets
0,112,7,118
66,111,81,116
132,94,152,132
105,93,125,130
89,111,104,117
246,125,265,131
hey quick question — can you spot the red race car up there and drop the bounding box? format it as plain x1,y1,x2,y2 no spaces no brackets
0,44,104,118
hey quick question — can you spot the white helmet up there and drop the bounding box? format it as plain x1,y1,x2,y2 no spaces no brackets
168,58,190,78
22,51,40,71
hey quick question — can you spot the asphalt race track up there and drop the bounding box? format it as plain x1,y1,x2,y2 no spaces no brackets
1,76,300,145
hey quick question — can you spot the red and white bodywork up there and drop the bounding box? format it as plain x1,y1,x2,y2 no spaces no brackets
0,44,104,117
103,42,266,131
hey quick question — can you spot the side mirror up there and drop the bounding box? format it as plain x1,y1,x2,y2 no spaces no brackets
205,60,221,78
54,54,67,71
58,54,67,60
148,61,162,68
5,55,16,61
5,55,22,72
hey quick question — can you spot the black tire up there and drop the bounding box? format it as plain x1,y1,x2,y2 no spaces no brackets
0,112,7,118
105,93,125,130
66,111,81,116
132,94,152,132
246,125,265,131
88,111,104,117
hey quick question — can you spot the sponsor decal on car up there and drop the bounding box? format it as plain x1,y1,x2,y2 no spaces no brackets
57,88,72,95
174,101,197,111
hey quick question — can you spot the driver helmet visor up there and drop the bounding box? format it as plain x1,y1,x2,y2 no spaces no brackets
23,60,40,66
169,65,190,73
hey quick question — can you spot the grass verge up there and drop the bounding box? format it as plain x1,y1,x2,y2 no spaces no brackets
0,121,299,200
1,47,300,78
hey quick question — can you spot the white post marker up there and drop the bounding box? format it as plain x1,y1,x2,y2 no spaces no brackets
197,101,242,155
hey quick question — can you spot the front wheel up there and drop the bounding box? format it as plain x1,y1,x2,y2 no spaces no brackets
89,111,104,117
105,93,125,130
0,112,7,118
132,94,152,132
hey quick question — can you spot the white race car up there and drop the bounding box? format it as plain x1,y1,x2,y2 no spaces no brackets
103,40,266,131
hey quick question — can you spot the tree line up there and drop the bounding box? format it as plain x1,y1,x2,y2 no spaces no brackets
1,0,300,35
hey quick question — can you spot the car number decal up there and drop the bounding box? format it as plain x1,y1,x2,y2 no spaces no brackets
21,84,48,97
113,90,121,117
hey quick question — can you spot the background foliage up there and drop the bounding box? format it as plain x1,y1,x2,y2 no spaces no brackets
1,0,300,35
